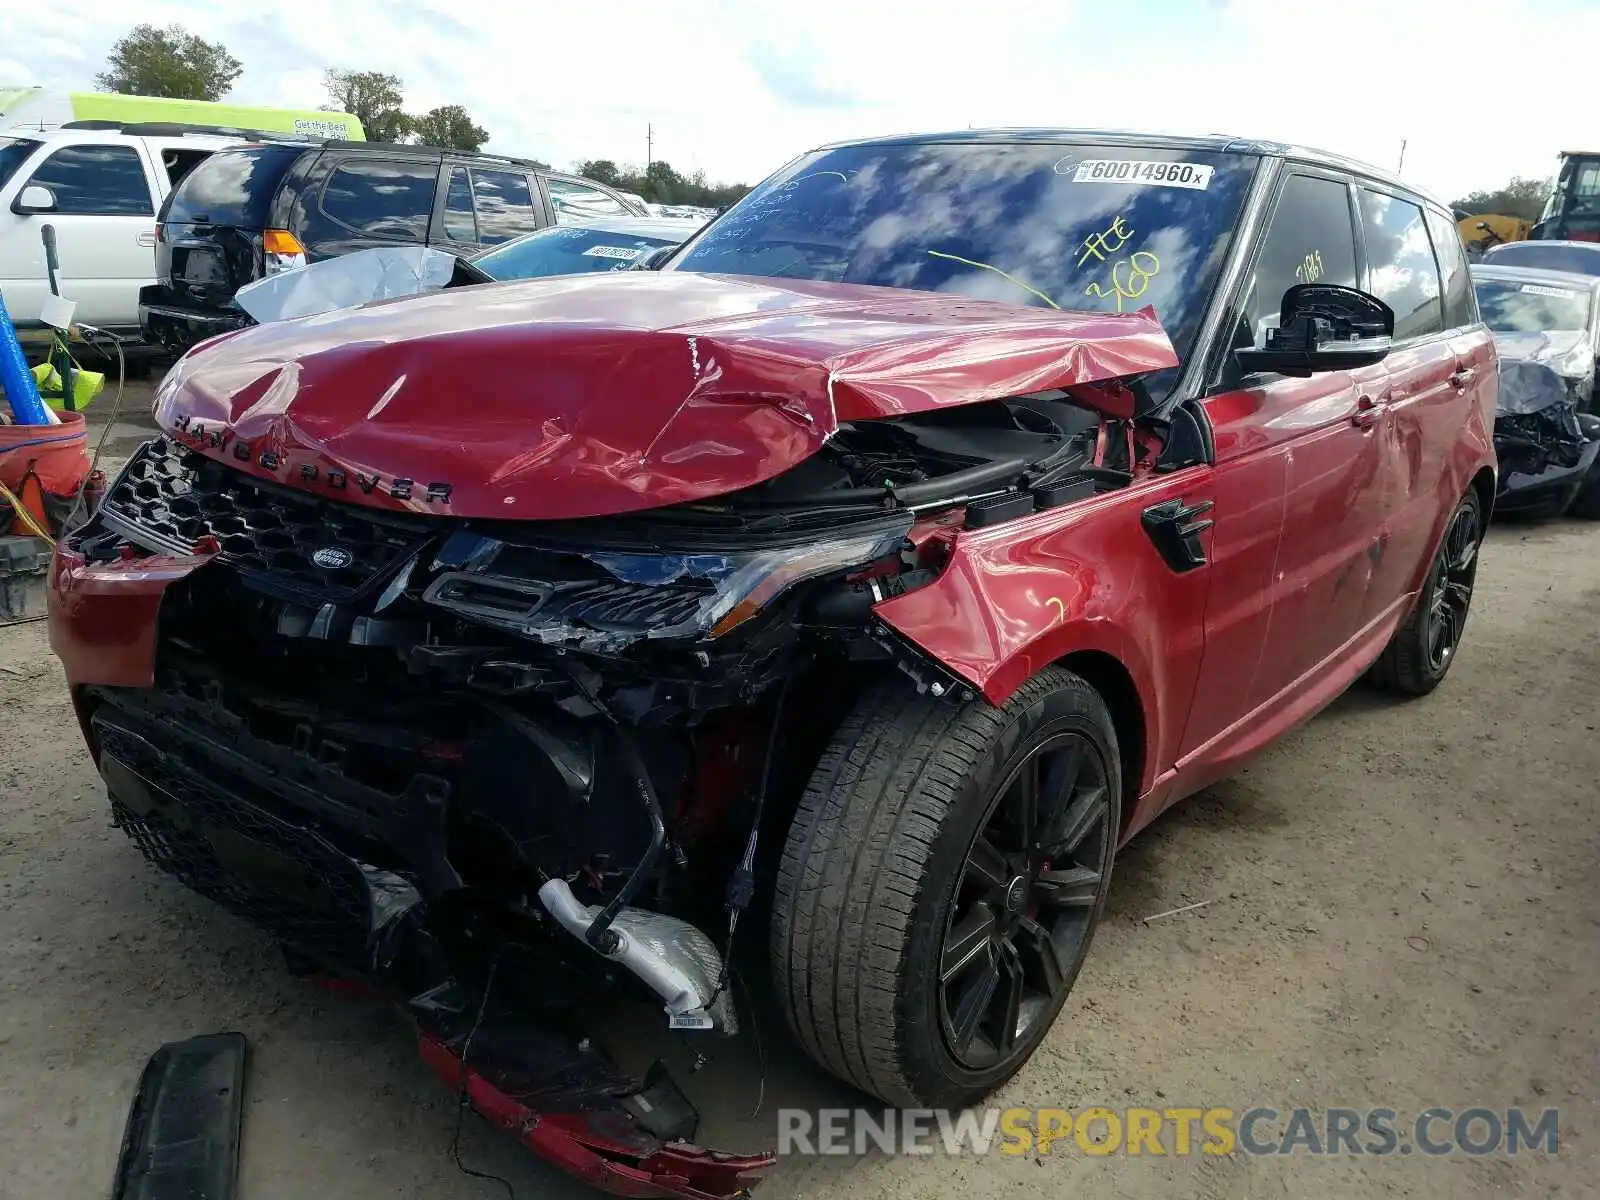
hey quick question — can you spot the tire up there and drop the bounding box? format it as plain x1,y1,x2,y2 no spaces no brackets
770,666,1121,1108
1368,489,1483,696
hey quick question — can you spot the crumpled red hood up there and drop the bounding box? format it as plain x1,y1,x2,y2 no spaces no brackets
155,271,1176,520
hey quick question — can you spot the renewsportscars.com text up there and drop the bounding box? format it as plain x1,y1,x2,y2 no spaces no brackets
778,1106,1560,1158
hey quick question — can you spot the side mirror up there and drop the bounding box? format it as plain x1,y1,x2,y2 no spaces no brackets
13,184,56,214
1476,220,1492,232
1235,283,1395,378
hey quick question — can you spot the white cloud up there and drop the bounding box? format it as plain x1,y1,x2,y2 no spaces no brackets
0,0,1589,199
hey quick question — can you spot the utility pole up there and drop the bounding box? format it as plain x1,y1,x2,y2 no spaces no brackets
647,123,653,175
1397,139,1407,174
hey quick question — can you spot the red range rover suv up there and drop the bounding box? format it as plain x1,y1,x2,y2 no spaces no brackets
50,131,1495,1198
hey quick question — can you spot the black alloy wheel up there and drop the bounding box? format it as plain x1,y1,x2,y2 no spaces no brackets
939,732,1113,1069
1423,499,1481,674
1369,488,1484,696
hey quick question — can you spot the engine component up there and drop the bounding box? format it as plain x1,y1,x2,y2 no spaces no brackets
538,879,736,1034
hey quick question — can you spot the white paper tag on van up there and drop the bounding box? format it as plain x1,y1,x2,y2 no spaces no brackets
668,1011,714,1031
1519,283,1578,298
1061,158,1214,190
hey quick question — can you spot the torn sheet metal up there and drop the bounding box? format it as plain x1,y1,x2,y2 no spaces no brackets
1493,330,1596,415
234,246,481,324
152,271,1177,521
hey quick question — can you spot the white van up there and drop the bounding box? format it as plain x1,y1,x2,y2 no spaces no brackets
0,127,242,344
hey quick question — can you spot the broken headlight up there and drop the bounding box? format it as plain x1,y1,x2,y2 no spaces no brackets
421,516,914,649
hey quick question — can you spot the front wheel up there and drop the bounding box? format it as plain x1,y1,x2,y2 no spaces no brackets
1368,489,1483,696
770,667,1121,1108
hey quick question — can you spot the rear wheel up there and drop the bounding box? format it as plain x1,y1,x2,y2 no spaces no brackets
1368,489,1483,696
770,667,1120,1108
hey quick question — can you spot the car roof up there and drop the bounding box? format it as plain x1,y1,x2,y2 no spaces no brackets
570,216,703,238
495,216,702,244
810,127,1447,209
1469,263,1600,291
4,127,240,150
1486,239,1600,255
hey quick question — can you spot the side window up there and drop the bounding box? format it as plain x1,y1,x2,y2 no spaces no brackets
1245,173,1359,346
27,144,152,216
547,178,628,224
1424,208,1476,330
471,169,539,245
318,159,439,241
443,167,477,242
1358,189,1444,340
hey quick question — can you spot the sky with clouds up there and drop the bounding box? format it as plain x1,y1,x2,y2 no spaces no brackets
2,0,1595,202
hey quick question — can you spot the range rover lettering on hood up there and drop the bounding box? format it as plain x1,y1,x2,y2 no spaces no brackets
167,412,457,505
154,271,1177,520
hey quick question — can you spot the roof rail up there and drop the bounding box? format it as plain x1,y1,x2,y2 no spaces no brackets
318,139,546,170
60,119,325,142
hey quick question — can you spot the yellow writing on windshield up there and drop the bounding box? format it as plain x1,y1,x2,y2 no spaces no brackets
927,250,1061,309
1084,251,1161,313
1295,250,1325,284
1077,216,1134,266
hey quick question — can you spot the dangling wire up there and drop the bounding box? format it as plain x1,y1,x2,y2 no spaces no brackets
447,961,518,1199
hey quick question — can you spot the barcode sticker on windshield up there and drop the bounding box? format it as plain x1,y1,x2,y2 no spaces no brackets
1519,283,1578,298
583,244,644,260
1062,158,1214,190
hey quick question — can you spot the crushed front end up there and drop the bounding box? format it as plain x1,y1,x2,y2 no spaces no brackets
1492,334,1600,517
49,273,1177,1195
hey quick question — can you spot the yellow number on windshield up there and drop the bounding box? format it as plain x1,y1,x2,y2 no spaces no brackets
1084,251,1161,313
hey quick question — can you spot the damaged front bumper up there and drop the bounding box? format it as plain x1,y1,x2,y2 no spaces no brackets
49,546,774,1200
1493,403,1600,517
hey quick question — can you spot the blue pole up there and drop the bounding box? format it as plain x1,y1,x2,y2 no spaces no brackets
0,288,50,425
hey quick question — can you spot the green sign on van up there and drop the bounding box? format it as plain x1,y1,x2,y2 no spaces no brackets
0,86,366,140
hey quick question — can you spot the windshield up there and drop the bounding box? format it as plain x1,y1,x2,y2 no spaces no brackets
472,225,685,280
0,136,39,191
1474,279,1592,333
1485,242,1600,277
669,141,1258,388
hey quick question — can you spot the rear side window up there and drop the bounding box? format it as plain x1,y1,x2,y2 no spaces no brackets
443,166,476,241
1424,208,1476,329
471,168,539,245
1245,173,1359,345
319,158,439,241
548,177,629,223
27,144,152,216
164,145,304,227
0,137,40,190
1359,189,1444,339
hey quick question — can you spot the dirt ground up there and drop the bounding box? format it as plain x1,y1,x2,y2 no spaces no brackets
1,396,1595,1198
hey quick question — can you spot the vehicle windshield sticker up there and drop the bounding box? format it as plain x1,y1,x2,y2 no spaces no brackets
583,244,645,260
1519,283,1579,298
1060,158,1215,190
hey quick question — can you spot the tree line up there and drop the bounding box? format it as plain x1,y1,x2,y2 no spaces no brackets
574,160,750,209
92,22,751,205
1450,177,1552,222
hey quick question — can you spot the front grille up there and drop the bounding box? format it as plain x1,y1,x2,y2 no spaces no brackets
101,437,435,603
98,718,407,969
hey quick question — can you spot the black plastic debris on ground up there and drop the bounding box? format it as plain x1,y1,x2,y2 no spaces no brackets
111,1032,247,1200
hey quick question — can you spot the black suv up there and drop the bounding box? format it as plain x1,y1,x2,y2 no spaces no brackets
139,140,645,352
